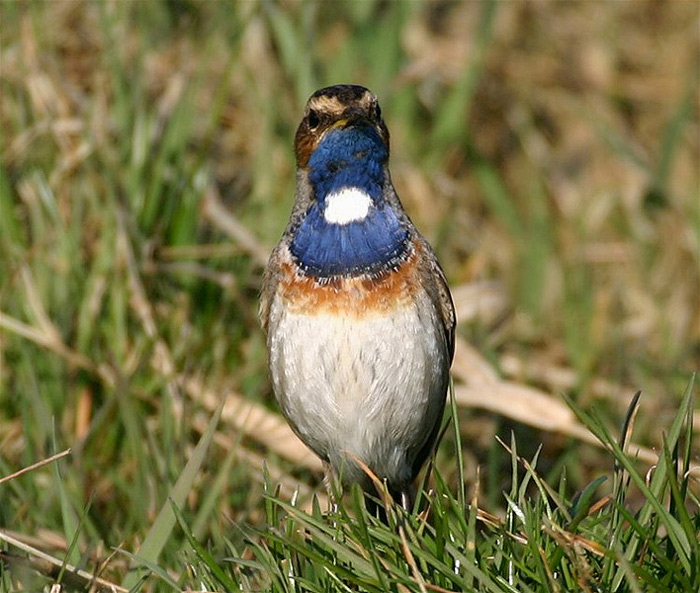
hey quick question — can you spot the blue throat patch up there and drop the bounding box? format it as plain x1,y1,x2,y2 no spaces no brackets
291,126,409,277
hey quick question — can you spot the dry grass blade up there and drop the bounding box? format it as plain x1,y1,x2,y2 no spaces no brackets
188,411,328,510
452,337,664,465
181,374,323,472
451,280,510,328
499,353,632,402
0,311,115,386
0,530,128,593
455,382,591,439
537,546,561,593
0,449,71,487
202,185,271,268
116,206,177,384
398,523,428,593
452,337,500,385
345,452,391,510
502,383,659,466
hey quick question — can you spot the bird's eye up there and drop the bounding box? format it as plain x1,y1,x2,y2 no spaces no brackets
307,109,320,129
374,103,382,120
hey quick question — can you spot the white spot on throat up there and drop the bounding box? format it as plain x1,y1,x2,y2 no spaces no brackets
323,187,373,225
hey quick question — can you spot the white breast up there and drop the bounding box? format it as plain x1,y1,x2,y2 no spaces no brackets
266,295,449,488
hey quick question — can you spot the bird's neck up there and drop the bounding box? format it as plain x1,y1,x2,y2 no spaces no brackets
290,129,408,278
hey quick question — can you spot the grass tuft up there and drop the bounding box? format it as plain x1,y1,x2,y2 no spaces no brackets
171,378,697,592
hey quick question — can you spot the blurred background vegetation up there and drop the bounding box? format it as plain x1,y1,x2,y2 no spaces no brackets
0,0,698,588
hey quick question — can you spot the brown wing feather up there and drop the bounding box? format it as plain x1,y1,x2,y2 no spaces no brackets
259,243,285,334
415,235,456,362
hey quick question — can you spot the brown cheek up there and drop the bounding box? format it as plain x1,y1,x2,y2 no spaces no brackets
294,127,315,168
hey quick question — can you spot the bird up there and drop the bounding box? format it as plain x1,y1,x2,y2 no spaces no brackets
259,84,455,511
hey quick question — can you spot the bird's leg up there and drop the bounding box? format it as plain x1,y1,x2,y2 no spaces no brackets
399,487,415,513
322,460,339,516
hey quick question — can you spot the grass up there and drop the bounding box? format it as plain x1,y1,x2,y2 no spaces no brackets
71,380,696,593
0,1,698,591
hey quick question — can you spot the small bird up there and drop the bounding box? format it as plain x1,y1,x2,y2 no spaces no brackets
260,85,455,509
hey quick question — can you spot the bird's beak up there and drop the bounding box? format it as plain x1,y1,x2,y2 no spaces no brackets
330,108,373,131
328,118,350,131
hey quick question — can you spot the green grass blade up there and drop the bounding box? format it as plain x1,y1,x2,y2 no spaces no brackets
122,398,223,589
51,430,81,567
116,549,180,590
171,498,238,592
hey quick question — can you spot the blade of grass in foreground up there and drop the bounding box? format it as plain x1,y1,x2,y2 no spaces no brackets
172,499,238,592
121,398,223,590
566,375,697,591
51,429,81,568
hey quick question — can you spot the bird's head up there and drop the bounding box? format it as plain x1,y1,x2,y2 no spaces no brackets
294,84,390,171
293,85,393,226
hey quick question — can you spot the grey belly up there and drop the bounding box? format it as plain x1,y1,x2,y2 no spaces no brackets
267,301,449,488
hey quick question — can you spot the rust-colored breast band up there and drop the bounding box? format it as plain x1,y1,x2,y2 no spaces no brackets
279,240,424,317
